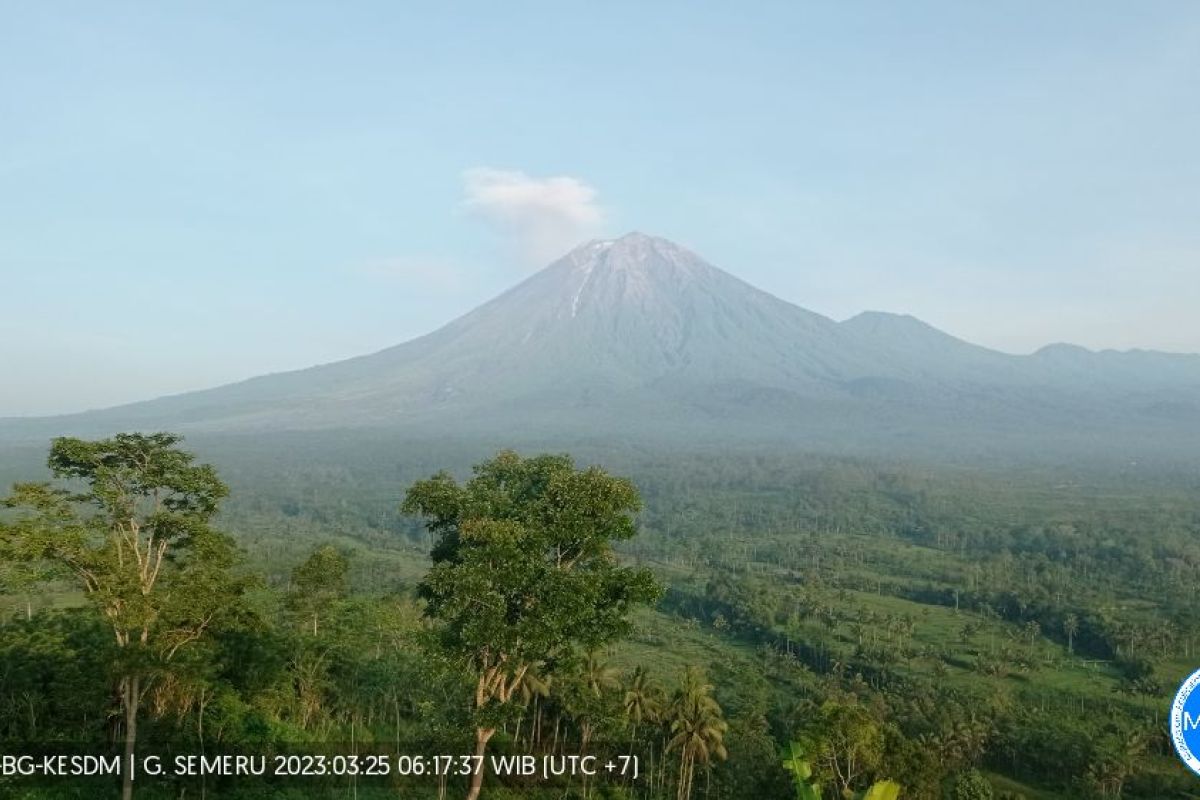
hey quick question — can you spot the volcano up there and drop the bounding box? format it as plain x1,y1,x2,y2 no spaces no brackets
4,232,1199,460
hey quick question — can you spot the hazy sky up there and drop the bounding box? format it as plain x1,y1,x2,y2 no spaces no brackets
2,2,1199,416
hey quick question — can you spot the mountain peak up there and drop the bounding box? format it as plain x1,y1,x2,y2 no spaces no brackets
567,231,692,267
597,230,665,246
547,232,717,320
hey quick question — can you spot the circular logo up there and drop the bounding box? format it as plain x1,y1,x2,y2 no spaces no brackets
1170,668,1200,776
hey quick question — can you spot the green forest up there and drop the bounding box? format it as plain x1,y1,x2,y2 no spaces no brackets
1,432,1199,800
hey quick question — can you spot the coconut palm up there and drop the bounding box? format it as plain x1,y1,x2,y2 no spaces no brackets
1064,613,1079,655
511,667,550,747
621,666,663,791
583,651,621,697
623,665,663,733
567,652,622,752
666,666,728,800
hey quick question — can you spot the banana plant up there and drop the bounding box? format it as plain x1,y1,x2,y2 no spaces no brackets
781,741,822,800
858,780,901,800
781,741,902,800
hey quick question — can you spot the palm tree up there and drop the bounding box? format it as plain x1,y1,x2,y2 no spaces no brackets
1064,613,1079,655
515,668,551,706
1023,620,1041,648
511,668,550,747
666,667,728,800
622,667,663,791
569,652,621,752
583,652,621,697
623,666,663,734
1086,732,1144,797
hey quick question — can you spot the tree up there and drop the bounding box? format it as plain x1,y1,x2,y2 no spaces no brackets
624,665,663,735
712,714,792,799
401,451,661,800
948,768,994,800
0,548,58,621
803,701,885,798
1063,614,1079,655
666,666,728,800
581,651,621,698
287,544,349,635
0,433,245,800
622,664,664,790
935,717,992,772
560,652,624,753
782,740,900,800
1022,620,1041,649
511,666,550,747
1086,731,1145,798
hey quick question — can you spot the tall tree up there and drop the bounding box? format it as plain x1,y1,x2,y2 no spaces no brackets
803,701,885,798
623,665,663,736
0,433,245,800
1063,613,1079,655
287,544,350,635
402,451,661,800
666,666,728,800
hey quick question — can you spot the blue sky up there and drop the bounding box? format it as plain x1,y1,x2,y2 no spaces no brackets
2,2,1198,415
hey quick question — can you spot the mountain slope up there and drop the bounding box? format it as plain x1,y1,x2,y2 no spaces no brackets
3,233,1199,459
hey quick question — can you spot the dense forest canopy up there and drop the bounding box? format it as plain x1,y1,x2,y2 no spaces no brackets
1,432,1199,799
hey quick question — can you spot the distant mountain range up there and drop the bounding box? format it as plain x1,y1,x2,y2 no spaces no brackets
4,233,1199,463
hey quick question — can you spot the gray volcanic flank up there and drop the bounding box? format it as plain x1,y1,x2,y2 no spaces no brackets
4,233,1199,460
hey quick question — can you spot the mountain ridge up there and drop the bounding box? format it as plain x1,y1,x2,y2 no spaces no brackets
2,232,1198,461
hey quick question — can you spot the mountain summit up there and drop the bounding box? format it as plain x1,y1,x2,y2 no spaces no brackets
88,232,859,431
451,232,853,386
4,233,1199,459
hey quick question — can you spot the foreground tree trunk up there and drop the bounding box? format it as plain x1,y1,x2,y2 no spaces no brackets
122,674,140,800
465,726,495,800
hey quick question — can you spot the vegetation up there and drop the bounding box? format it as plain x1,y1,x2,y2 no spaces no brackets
1,433,1199,798
402,451,661,799
0,433,246,800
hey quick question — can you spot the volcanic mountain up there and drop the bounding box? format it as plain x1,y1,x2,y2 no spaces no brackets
4,233,1200,460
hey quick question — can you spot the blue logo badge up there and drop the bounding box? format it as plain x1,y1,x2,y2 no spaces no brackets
1170,668,1200,776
